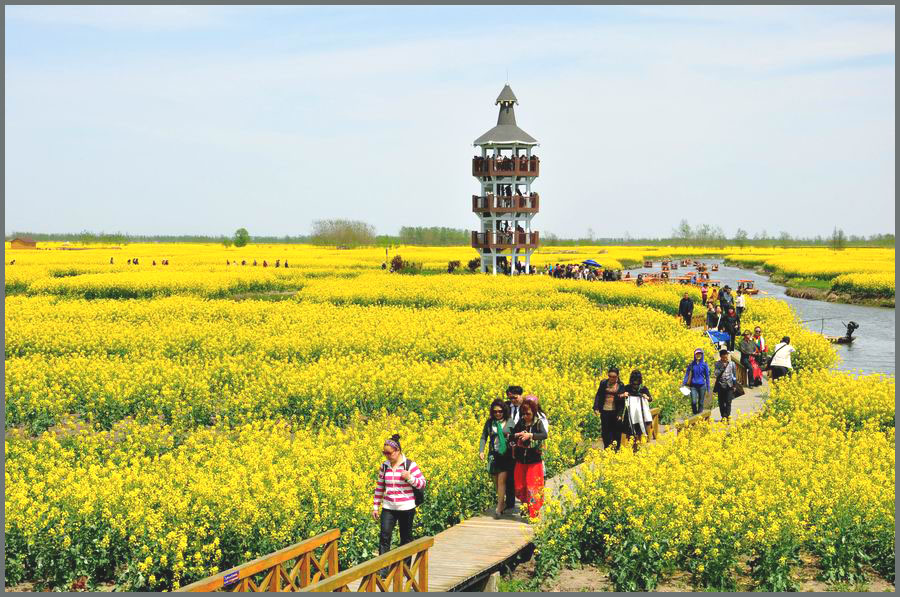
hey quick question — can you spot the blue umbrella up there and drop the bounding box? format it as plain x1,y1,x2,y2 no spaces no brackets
582,259,602,267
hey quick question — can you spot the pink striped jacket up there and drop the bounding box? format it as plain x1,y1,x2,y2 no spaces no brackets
373,457,426,512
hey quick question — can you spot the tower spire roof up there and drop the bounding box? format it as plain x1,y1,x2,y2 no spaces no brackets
473,84,537,146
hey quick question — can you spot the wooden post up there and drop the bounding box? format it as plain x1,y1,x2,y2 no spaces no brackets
418,548,428,592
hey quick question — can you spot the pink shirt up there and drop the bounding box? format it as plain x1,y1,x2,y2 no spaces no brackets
373,457,426,512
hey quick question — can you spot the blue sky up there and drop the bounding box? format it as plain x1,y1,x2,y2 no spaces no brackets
5,5,895,238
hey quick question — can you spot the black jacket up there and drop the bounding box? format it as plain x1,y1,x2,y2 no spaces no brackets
678,297,694,317
720,313,739,335
510,418,548,464
593,379,626,415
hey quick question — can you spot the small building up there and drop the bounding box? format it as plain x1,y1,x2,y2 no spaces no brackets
10,236,36,249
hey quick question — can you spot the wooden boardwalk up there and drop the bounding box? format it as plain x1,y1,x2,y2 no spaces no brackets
416,356,769,591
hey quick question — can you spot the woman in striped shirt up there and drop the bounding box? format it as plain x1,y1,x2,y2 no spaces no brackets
372,434,427,559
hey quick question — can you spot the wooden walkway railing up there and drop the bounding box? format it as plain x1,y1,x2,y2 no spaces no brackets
300,537,433,592
177,529,339,592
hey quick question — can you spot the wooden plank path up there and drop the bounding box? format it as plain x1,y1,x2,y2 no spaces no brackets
413,355,769,591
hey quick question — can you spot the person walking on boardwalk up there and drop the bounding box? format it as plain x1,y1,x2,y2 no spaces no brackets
719,285,734,314
768,336,795,381
622,370,653,452
701,282,708,305
593,366,626,450
705,303,718,330
683,348,711,415
735,288,746,321
511,399,547,518
713,349,737,422
503,386,524,512
738,331,760,387
720,307,740,352
678,292,694,328
372,434,426,567
479,399,512,518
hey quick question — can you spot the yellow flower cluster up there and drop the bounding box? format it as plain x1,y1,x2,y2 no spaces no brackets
4,242,851,591
6,295,703,436
5,416,493,590
725,248,895,297
765,370,895,432
831,272,895,298
535,374,895,590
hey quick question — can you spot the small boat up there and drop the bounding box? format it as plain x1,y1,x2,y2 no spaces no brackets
661,264,669,272
670,262,679,270
711,264,719,272
697,264,707,272
825,321,859,345
643,260,653,268
737,279,759,295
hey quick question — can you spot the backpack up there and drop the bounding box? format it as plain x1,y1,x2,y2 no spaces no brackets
382,459,425,507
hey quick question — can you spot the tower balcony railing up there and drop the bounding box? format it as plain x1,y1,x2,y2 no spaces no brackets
472,156,540,177
472,193,540,213
471,231,540,249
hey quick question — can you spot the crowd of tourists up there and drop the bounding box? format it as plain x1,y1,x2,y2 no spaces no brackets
542,263,623,280
371,344,795,561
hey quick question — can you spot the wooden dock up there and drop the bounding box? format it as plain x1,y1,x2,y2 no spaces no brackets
425,514,533,591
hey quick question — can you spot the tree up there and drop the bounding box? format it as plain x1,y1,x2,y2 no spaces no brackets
673,219,692,245
310,219,376,247
233,228,250,248
831,227,846,251
734,228,748,249
778,231,792,248
223,237,233,248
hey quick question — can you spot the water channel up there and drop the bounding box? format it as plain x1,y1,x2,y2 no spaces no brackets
624,259,895,375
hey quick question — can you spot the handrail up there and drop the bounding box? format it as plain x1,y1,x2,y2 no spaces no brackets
177,529,340,592
673,411,711,433
300,536,434,592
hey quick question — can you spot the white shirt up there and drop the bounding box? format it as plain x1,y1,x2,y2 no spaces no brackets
769,342,795,368
736,295,746,308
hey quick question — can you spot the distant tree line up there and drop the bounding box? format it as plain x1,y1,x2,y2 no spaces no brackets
8,221,894,249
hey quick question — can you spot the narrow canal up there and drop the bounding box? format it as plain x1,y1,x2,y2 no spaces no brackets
625,259,895,375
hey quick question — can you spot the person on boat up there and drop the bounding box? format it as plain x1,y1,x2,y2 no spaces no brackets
479,399,513,518
713,349,737,422
678,292,694,328
622,370,653,452
738,331,761,387
706,303,719,330
735,289,746,321
373,434,427,568
510,398,548,518
768,336,795,381
593,366,626,450
503,386,525,512
683,348,711,415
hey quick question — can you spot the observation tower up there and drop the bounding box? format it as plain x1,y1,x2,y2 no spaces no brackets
471,84,540,275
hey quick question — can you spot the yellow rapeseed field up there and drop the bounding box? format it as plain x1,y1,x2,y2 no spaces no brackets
3,242,890,591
